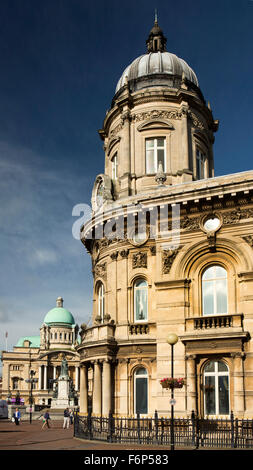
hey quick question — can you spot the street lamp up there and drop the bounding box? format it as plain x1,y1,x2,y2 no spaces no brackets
25,370,38,424
167,333,178,451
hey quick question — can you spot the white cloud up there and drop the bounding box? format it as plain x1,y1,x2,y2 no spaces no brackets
29,248,59,266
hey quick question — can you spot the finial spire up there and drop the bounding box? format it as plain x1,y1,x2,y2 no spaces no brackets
155,9,158,24
146,15,167,53
56,296,63,308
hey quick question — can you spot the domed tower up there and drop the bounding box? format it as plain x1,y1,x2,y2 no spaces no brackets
92,17,218,207
40,297,77,350
78,19,253,420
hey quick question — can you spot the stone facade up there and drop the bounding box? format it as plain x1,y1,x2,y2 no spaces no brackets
1,299,81,407
77,20,253,418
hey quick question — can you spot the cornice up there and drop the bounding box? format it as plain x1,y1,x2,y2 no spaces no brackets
100,87,215,139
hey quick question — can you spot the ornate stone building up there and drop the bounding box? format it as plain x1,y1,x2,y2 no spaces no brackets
1,297,80,406
77,18,253,419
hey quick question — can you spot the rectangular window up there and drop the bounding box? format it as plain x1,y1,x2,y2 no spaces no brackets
146,138,165,174
196,149,206,179
112,154,118,180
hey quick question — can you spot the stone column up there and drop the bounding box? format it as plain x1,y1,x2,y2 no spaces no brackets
38,366,42,390
186,354,197,414
233,353,245,416
122,111,130,174
7,364,10,391
180,106,190,174
43,365,48,390
102,360,111,415
75,366,79,391
119,110,131,197
79,365,88,414
93,361,102,415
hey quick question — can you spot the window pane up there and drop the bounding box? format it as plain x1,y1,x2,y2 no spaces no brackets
205,361,215,373
157,149,165,170
135,368,147,376
216,279,228,313
215,266,227,278
218,376,229,415
202,266,216,280
218,361,228,372
136,377,148,414
146,149,155,173
202,281,214,315
146,140,154,149
135,279,147,288
157,138,165,147
135,288,147,321
205,376,215,415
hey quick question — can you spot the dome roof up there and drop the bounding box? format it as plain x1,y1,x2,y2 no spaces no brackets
43,297,75,326
115,51,199,94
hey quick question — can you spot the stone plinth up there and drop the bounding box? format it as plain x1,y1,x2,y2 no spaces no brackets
51,376,70,409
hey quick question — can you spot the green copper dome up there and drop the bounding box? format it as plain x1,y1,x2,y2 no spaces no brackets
43,297,75,326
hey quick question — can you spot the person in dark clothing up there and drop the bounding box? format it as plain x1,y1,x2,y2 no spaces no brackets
63,408,70,429
13,408,21,425
41,410,51,429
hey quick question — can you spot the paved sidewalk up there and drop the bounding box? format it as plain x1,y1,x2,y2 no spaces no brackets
0,419,193,451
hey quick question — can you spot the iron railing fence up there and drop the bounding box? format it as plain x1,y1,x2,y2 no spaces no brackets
73,410,253,449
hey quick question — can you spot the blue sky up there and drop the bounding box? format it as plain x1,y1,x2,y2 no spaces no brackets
0,0,253,363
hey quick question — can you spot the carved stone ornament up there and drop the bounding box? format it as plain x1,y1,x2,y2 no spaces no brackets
132,252,147,269
181,215,200,231
242,235,253,247
109,121,123,139
120,249,129,258
150,245,156,256
223,208,253,225
110,251,118,261
162,249,178,274
155,162,167,185
132,109,183,122
188,111,205,130
93,262,107,279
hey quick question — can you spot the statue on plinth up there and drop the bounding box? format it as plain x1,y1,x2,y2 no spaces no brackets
60,356,69,377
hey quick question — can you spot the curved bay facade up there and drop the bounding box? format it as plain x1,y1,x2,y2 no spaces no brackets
77,20,253,418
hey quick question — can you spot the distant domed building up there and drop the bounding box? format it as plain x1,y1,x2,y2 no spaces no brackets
78,18,253,419
1,298,80,407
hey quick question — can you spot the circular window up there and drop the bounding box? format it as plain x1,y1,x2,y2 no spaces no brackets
203,216,221,232
128,227,149,246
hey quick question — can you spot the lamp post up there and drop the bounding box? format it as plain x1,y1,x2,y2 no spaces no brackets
167,333,178,451
25,370,38,424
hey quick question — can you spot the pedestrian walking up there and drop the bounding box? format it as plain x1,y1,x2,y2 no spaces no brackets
63,408,70,429
13,408,21,425
69,409,73,425
41,409,51,429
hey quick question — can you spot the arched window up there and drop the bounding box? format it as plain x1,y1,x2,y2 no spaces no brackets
98,283,105,322
134,368,148,415
134,279,148,322
202,265,228,316
204,361,229,416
